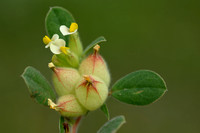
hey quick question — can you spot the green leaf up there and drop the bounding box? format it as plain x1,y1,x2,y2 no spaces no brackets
83,36,106,55
45,6,75,44
59,116,65,133
21,66,56,106
111,70,167,105
100,104,110,120
97,116,126,133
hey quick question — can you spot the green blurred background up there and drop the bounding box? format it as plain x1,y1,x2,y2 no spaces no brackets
1,0,200,132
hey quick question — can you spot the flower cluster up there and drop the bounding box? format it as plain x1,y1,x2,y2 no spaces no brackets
43,23,78,55
44,23,110,117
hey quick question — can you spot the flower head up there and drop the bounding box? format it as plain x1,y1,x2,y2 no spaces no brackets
60,23,78,36
43,34,69,55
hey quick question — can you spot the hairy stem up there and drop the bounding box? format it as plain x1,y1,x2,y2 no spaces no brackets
72,117,82,133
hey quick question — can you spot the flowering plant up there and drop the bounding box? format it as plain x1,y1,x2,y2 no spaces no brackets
22,7,167,133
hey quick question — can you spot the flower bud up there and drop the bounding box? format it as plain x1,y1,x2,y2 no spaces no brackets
52,67,81,96
79,45,110,86
48,94,87,117
75,75,108,111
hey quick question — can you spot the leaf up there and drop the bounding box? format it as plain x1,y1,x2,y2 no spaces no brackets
45,6,75,45
111,70,167,105
97,116,126,133
100,104,110,120
83,36,106,55
21,66,56,106
59,116,65,133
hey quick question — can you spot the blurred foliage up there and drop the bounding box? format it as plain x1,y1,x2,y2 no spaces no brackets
0,0,200,133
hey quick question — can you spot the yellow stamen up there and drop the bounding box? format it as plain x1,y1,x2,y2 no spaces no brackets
83,75,92,83
60,46,70,55
43,35,51,45
69,23,78,32
93,44,100,52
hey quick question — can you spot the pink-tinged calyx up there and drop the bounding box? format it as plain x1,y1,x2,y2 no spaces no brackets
79,45,110,86
79,75,101,99
51,66,81,96
75,75,108,111
48,95,87,117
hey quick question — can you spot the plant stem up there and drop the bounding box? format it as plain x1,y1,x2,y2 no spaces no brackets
72,117,82,133
108,91,112,96
63,122,69,133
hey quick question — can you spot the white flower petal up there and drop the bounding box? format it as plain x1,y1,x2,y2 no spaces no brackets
54,39,66,47
51,34,59,41
45,42,52,48
60,25,71,36
50,44,61,54
45,44,50,48
49,39,66,54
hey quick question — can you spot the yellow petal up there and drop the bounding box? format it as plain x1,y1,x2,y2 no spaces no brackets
60,46,70,55
43,35,51,45
69,23,78,32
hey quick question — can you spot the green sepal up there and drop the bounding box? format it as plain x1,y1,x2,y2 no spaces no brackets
52,53,79,68
100,104,110,120
97,116,126,133
83,36,106,55
69,32,83,58
21,66,56,106
111,70,167,105
52,54,71,67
